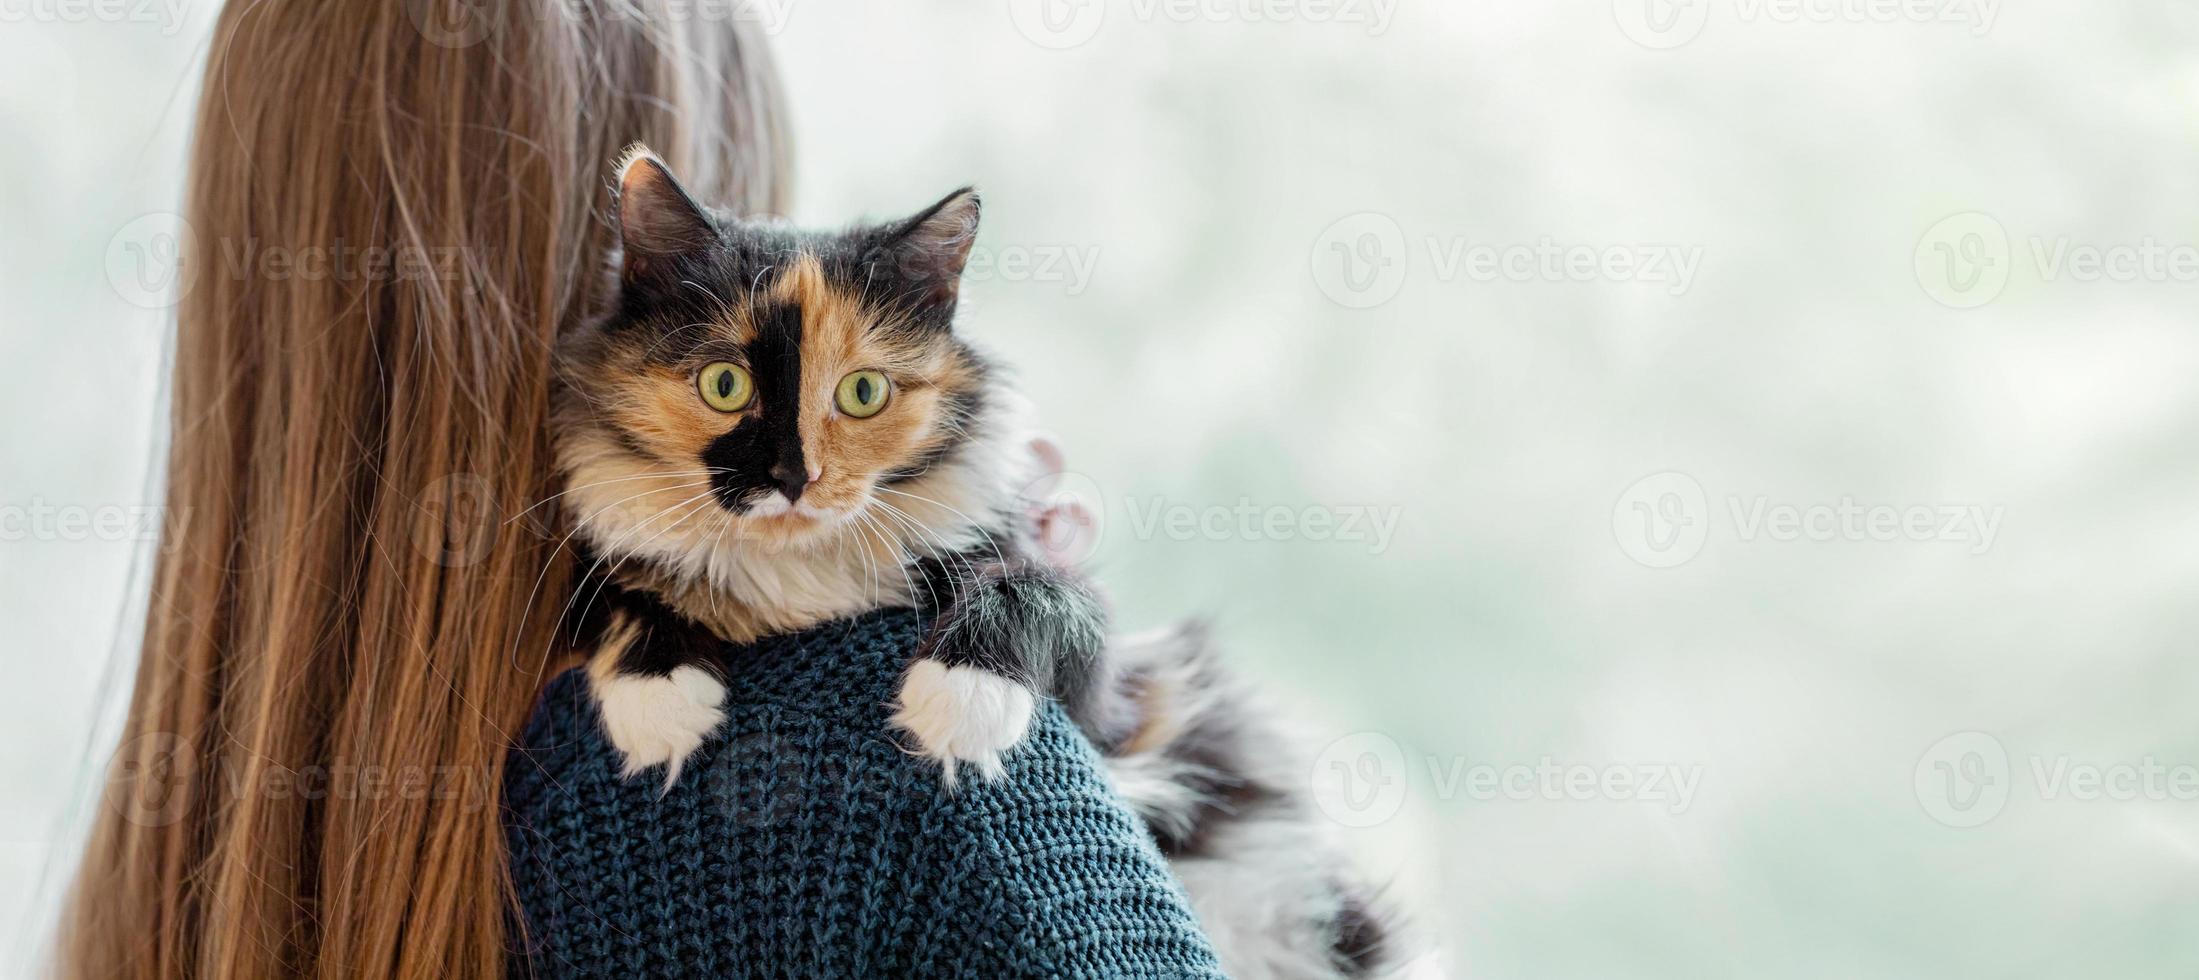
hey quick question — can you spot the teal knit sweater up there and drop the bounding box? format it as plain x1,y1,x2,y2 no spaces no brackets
503,608,1224,978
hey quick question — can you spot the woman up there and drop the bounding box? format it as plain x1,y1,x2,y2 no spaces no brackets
58,3,776,975
59,1,1218,976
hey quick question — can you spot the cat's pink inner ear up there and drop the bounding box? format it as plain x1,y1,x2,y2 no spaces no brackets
908,190,979,268
616,146,714,265
890,189,981,302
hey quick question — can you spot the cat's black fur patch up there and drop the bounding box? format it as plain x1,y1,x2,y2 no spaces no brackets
913,556,1109,705
700,300,808,510
572,567,726,681
1330,888,1394,977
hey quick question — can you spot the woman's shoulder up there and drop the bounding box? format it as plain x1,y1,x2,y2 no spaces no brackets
503,609,1223,979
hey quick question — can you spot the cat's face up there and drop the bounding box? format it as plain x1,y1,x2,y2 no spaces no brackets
555,149,995,560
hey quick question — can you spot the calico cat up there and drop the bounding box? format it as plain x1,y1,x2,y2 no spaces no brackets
552,146,1404,978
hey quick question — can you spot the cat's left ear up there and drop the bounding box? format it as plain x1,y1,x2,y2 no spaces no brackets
614,144,717,289
874,187,980,322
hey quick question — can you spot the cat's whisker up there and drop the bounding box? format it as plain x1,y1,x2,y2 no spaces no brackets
869,498,958,565
863,506,949,610
859,496,922,551
872,485,1006,567
553,484,721,639
699,505,738,610
681,278,738,326
825,511,870,599
871,503,984,609
504,479,719,674
584,494,721,615
846,512,885,606
639,321,718,362
561,486,723,647
850,510,916,608
506,473,714,526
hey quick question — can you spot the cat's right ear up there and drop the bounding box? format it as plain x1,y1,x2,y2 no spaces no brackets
614,145,716,287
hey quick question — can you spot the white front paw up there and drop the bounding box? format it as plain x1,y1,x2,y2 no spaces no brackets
593,665,726,790
890,660,1036,787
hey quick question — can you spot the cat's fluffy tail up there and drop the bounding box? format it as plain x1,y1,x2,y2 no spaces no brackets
1098,622,1412,980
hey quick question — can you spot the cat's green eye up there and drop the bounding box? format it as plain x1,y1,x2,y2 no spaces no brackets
697,362,754,413
835,370,890,418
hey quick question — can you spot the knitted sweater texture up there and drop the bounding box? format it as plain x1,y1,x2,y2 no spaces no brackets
503,608,1224,978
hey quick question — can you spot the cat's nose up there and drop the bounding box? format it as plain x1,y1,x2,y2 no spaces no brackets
769,462,809,502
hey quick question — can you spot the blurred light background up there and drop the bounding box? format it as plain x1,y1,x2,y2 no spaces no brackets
9,1,2199,976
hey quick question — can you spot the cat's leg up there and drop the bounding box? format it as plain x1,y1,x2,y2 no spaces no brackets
891,557,1108,786
582,596,729,791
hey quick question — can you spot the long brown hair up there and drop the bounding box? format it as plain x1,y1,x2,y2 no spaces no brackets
58,3,784,976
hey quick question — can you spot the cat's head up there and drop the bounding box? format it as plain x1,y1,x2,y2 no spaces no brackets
554,147,1023,577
